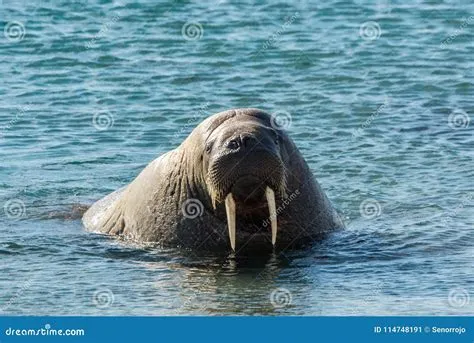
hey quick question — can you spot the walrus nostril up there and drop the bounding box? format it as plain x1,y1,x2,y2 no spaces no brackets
240,134,258,149
227,138,240,150
227,134,259,151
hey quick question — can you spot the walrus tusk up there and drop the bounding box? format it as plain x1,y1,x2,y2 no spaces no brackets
266,187,277,246
225,193,236,251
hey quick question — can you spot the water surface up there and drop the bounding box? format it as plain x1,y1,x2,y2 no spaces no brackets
1,0,473,315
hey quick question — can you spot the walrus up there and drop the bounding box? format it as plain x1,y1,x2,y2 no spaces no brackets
83,108,343,251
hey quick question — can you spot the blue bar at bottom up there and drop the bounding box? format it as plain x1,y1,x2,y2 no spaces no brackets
0,317,472,342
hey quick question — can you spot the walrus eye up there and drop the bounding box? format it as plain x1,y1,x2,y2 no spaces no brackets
205,143,212,153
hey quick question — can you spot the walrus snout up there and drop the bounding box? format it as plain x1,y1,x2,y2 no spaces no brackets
206,145,286,205
205,131,285,251
231,175,267,203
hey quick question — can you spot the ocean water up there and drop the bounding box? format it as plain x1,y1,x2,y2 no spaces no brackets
1,0,473,315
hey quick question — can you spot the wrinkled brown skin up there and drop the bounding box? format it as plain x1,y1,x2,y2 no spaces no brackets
83,108,343,251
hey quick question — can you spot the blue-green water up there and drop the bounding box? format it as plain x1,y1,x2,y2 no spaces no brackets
1,0,473,315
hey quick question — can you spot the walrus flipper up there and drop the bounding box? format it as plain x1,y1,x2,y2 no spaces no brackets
82,186,126,234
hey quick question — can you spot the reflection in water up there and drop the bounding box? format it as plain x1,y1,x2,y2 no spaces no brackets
135,249,308,315
1,214,473,315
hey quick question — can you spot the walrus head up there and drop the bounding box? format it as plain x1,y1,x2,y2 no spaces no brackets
198,110,287,250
